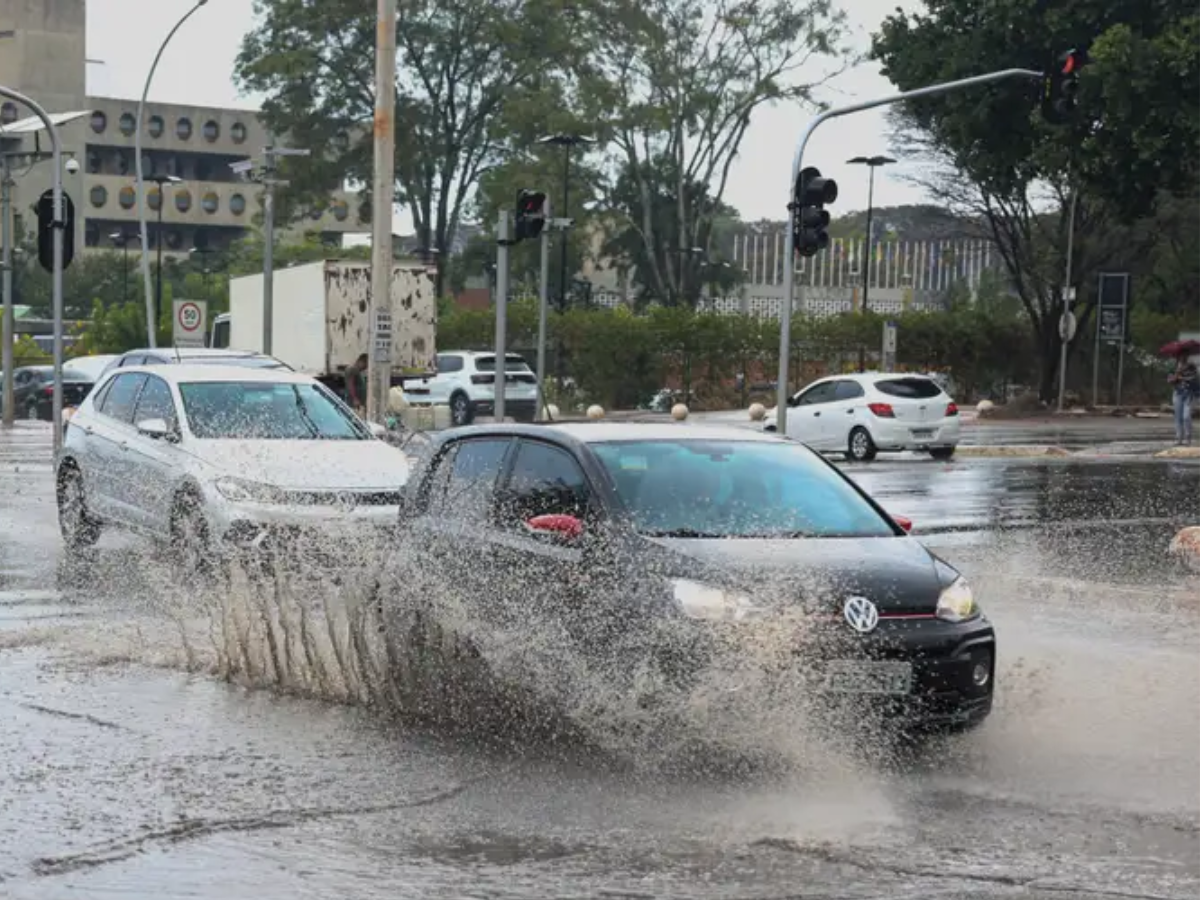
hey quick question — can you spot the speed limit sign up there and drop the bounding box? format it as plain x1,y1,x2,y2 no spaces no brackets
173,299,208,347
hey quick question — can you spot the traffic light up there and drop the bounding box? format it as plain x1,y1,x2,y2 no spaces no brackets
791,166,837,258
514,189,547,242
36,189,75,273
1041,48,1086,125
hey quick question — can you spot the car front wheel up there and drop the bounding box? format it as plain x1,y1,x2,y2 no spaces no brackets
57,466,101,551
170,491,218,579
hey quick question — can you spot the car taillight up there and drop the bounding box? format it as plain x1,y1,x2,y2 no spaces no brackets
470,374,494,385
945,402,958,416
43,385,54,396
867,402,894,418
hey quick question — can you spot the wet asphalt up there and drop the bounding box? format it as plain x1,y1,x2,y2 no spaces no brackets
1,421,1198,900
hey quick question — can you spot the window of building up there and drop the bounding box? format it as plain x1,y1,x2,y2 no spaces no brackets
148,189,162,211
229,193,246,215
195,159,211,180
86,151,102,174
119,186,136,209
117,152,130,175
119,112,136,136
202,192,219,214
231,122,247,144
1,102,18,125
174,189,192,213
90,111,107,134
176,117,192,140
331,201,349,221
148,115,164,138
166,231,184,250
202,120,220,142
85,224,99,247
89,185,108,208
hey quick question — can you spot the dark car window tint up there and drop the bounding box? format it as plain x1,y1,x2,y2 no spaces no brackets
797,382,836,405
474,354,530,372
873,377,943,399
591,439,894,539
141,355,166,366
133,376,177,429
429,438,510,522
435,354,463,373
500,440,589,525
89,378,115,411
98,373,147,424
833,380,865,401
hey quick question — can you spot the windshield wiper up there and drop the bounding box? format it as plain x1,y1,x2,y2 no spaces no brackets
642,528,725,538
292,388,321,438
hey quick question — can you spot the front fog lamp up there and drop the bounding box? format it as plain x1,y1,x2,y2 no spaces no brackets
215,477,285,504
936,577,978,623
671,578,762,622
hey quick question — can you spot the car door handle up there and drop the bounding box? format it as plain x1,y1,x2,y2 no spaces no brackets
846,408,855,414
813,411,821,417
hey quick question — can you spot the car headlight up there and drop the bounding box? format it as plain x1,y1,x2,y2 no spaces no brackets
214,477,286,504
671,578,763,622
936,576,979,623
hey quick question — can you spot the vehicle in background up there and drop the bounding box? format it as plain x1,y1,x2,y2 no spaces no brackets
64,354,120,385
401,351,540,426
56,364,410,570
386,422,995,734
99,347,290,380
2,365,94,421
216,259,437,396
763,372,960,462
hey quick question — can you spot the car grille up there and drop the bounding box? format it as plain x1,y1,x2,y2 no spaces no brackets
280,490,401,507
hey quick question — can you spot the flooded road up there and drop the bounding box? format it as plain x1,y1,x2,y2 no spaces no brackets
2,422,1198,900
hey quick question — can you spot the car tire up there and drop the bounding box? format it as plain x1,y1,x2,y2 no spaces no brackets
929,445,956,460
57,466,101,551
449,391,472,427
847,426,877,462
170,490,219,580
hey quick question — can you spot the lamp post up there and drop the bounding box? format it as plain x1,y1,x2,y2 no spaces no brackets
144,174,182,333
847,155,895,371
135,0,210,348
189,246,214,297
109,231,130,303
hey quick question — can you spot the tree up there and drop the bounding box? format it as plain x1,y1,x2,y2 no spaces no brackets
577,0,848,306
236,0,580,297
871,0,1199,399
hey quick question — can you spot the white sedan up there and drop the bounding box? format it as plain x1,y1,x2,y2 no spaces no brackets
55,364,410,569
763,372,961,462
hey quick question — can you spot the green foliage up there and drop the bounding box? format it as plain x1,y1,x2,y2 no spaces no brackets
11,335,50,367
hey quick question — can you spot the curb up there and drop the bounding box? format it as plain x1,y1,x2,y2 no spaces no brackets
1154,446,1200,459
954,445,1072,458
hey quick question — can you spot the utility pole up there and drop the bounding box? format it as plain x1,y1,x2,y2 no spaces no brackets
230,142,309,358
493,210,512,421
368,0,398,425
1,155,14,426
1056,186,1079,412
536,219,551,421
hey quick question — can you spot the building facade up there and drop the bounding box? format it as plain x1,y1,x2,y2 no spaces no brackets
0,0,363,259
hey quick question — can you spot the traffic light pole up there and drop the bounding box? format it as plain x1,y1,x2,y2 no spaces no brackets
775,67,1043,434
536,224,551,421
493,210,512,421
1056,185,1079,412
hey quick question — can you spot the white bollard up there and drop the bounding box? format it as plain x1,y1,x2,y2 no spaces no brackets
586,404,605,420
671,403,689,421
748,402,766,421
976,399,995,413
546,403,560,420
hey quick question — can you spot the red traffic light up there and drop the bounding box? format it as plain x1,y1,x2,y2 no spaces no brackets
1058,48,1086,75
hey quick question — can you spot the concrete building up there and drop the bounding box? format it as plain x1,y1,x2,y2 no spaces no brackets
0,0,363,259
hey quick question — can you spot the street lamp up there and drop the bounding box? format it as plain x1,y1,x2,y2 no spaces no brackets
135,0,210,348
536,133,594,312
109,231,130,304
847,154,895,371
144,174,183,331
189,246,214,296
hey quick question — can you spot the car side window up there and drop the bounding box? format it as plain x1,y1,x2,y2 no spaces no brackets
132,375,178,430
498,440,590,527
89,378,115,411
833,380,865,401
141,355,165,367
435,354,464,374
97,373,147,424
425,438,511,523
797,382,836,406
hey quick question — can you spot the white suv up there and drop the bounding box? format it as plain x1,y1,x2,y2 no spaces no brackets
764,372,961,462
403,351,540,426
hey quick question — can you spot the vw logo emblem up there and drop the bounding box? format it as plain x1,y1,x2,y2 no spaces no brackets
843,596,879,634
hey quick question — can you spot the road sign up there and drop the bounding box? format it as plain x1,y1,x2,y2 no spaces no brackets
172,299,207,347
881,320,898,370
1058,310,1077,342
372,308,393,364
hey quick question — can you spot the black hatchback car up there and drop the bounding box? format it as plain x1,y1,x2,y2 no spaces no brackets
388,422,996,732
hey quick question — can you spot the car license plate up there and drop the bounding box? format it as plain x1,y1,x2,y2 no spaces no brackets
911,428,934,439
821,661,913,695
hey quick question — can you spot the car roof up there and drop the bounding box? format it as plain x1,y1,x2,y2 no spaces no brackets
120,347,267,359
442,421,790,445
437,350,526,358
111,364,316,385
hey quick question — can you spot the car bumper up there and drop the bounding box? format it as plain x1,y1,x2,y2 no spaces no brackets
206,496,400,549
868,416,962,450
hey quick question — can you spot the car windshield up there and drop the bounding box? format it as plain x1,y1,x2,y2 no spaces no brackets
591,439,896,538
179,381,367,440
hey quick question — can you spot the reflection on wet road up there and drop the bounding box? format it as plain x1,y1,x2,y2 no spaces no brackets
2,423,1198,899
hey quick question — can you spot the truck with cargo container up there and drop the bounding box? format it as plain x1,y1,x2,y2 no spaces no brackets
210,259,437,394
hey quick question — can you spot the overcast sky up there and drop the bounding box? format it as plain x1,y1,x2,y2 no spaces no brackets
86,0,929,232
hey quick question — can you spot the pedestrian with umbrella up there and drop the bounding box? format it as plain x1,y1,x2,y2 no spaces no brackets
1162,339,1200,445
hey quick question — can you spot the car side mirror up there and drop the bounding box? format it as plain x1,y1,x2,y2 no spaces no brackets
136,417,171,440
525,513,584,541
893,515,913,533
787,395,800,407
